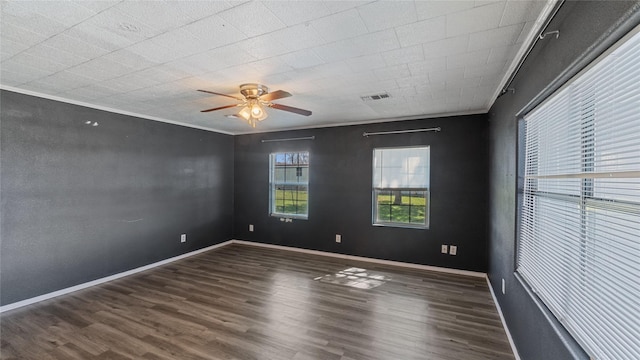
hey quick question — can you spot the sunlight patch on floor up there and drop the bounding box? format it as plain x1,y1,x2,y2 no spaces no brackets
314,267,390,290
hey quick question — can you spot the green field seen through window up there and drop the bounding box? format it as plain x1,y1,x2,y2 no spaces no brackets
273,189,308,215
376,193,427,224
273,189,427,224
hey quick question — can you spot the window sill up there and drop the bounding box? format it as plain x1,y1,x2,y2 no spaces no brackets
373,222,428,230
270,214,308,221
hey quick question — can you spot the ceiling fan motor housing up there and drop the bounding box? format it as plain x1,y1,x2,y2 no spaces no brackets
240,83,268,99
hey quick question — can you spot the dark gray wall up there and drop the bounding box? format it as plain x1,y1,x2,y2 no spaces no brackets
487,2,640,360
234,115,489,272
1,90,234,305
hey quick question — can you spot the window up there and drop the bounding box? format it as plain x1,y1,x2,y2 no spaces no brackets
269,152,309,219
372,146,430,228
518,29,640,360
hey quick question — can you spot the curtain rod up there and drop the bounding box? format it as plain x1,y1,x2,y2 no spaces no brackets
362,127,441,137
261,136,315,143
499,0,565,97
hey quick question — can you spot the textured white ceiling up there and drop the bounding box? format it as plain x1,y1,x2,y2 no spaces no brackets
0,0,550,134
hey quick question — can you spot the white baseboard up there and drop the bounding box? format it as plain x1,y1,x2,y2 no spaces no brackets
0,240,233,313
487,277,521,360
231,239,487,278
3,238,515,359
1,239,487,314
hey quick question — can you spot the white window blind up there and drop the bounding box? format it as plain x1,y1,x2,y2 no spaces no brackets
518,28,640,360
373,147,430,188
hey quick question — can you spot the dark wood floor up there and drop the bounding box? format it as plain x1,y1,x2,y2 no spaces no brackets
1,244,514,360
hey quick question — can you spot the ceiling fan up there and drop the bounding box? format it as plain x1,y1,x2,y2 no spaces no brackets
198,83,312,128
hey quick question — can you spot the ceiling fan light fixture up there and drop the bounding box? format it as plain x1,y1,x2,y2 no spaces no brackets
238,106,251,121
252,104,268,121
237,104,267,128
251,103,263,117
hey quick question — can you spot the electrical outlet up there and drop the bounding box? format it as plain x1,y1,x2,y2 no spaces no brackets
249,224,254,232
335,234,342,243
180,234,186,243
449,245,457,255
441,245,448,254
502,278,506,294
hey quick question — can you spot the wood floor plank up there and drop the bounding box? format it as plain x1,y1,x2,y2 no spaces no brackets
1,244,514,360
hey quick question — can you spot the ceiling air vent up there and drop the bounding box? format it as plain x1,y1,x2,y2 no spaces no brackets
361,93,391,101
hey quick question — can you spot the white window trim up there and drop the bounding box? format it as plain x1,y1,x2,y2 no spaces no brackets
269,151,309,220
372,146,431,229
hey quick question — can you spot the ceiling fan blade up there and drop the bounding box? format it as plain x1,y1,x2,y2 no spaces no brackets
201,104,241,113
260,90,292,102
269,103,312,116
197,89,244,101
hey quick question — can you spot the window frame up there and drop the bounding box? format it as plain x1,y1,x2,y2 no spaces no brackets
371,145,430,229
269,151,310,220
